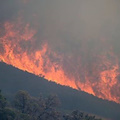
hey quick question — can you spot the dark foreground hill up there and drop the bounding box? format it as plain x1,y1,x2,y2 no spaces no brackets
0,62,120,120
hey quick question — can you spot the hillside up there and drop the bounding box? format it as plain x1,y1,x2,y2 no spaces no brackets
0,62,120,120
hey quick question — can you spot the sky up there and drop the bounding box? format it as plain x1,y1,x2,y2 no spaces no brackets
1,0,120,51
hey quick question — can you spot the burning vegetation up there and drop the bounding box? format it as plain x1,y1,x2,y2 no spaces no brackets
0,0,120,104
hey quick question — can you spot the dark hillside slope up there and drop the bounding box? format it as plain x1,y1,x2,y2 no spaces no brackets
0,62,120,120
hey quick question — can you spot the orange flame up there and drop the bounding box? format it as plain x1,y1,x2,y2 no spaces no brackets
0,20,120,104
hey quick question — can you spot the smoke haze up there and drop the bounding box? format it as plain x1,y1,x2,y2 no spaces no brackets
0,0,120,103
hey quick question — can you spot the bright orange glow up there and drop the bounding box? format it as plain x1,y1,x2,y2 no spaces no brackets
0,20,120,104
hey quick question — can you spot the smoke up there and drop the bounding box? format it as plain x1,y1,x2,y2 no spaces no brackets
1,0,120,53
0,0,120,103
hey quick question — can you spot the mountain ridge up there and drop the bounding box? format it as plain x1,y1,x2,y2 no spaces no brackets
0,62,120,120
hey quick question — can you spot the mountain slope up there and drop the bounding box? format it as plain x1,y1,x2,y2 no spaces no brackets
0,62,120,120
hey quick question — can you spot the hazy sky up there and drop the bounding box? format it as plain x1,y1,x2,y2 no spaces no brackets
1,0,120,68
1,0,120,54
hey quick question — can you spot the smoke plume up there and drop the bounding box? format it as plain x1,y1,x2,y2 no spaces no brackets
0,0,120,103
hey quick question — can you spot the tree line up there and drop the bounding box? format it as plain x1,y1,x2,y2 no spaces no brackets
0,90,102,120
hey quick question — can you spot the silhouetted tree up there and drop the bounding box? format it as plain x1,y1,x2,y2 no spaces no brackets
14,91,61,120
0,90,16,120
0,90,7,109
14,90,31,114
63,110,102,120
37,94,61,120
0,90,103,120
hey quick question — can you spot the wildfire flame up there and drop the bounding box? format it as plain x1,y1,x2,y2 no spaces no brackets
0,19,120,104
